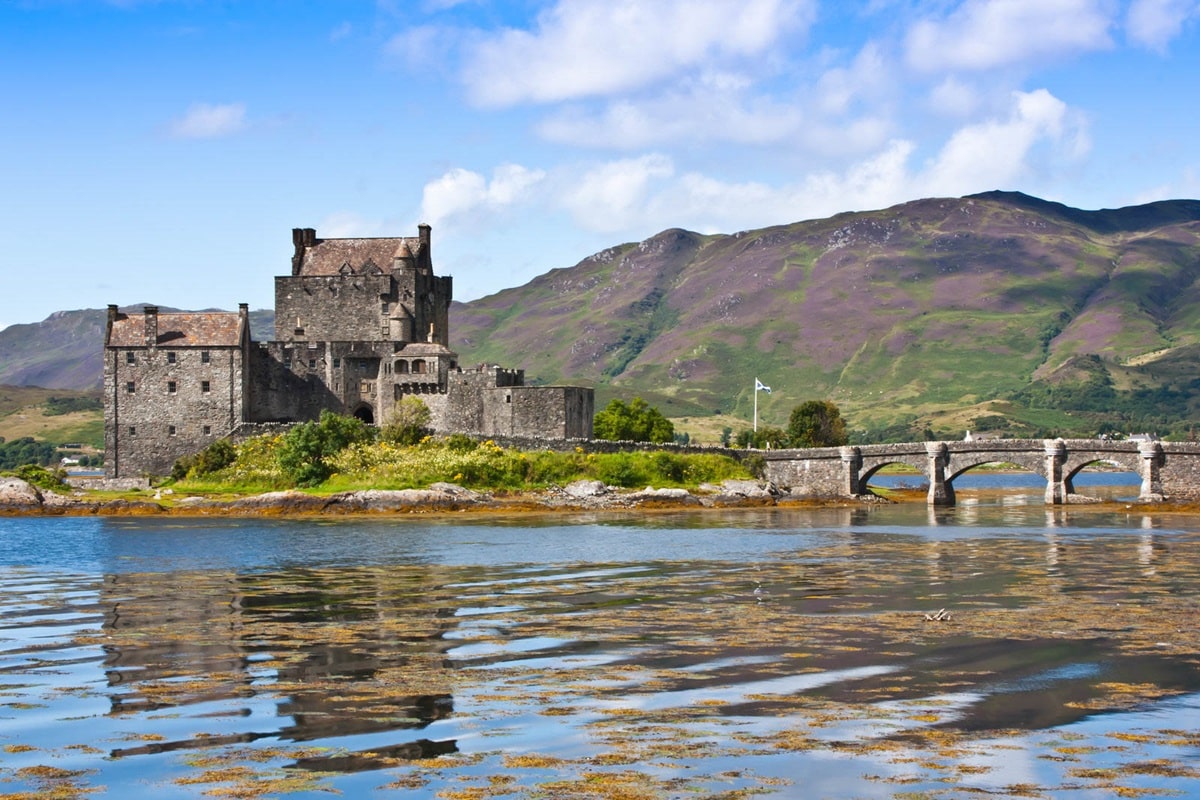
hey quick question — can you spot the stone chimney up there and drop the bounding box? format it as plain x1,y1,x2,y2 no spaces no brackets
142,306,159,348
105,305,119,345
418,223,431,270
291,227,316,276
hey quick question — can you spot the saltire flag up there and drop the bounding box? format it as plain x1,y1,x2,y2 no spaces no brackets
755,379,771,394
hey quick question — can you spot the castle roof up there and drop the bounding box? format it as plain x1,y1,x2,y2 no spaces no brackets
107,311,244,348
296,236,423,277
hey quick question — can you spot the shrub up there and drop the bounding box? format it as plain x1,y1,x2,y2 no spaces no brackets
594,452,650,487
380,397,432,445
278,411,374,487
12,464,68,491
171,438,237,481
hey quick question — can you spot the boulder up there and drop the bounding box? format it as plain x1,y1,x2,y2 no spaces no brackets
228,490,332,514
628,486,700,507
0,478,42,512
563,479,609,498
329,489,469,513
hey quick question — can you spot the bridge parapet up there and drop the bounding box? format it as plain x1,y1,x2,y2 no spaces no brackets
763,438,1200,505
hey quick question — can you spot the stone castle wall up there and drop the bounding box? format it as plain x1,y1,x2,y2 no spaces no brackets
104,344,245,477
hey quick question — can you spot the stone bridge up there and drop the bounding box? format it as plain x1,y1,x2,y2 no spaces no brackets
762,439,1200,505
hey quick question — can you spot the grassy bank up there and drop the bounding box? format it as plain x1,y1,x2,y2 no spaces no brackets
175,432,752,495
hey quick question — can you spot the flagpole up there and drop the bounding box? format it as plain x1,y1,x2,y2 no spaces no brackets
754,380,759,432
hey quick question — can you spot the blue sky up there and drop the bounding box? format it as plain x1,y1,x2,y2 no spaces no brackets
2,0,1199,330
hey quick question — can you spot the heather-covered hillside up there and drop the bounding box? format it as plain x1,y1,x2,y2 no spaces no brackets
451,191,1200,437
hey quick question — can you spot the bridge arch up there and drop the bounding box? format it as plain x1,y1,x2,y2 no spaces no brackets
947,452,1047,483
859,457,928,490
763,438,1192,505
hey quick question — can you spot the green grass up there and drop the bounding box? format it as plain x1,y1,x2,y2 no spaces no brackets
174,434,752,494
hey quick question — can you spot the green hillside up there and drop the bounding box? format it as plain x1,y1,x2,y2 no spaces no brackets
450,192,1200,441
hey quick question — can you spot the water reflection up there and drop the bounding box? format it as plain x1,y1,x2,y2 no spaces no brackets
1,509,1200,798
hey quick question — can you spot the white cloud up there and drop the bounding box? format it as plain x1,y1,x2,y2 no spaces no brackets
1126,0,1199,51
905,0,1116,73
461,0,816,107
419,164,547,228
921,89,1089,196
418,82,1089,264
534,39,898,154
814,42,891,117
560,154,675,232
927,77,980,117
168,103,246,139
536,80,808,149
384,24,460,72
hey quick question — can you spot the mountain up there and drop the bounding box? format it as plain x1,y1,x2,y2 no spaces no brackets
4,192,1200,439
0,307,275,390
449,191,1200,437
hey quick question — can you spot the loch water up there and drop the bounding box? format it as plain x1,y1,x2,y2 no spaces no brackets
2,473,1200,798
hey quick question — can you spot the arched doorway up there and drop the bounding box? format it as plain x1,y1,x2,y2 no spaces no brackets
353,404,375,424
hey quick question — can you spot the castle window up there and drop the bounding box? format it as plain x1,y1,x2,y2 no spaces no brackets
128,426,136,435
126,382,135,394
202,425,211,435
381,301,389,314
201,380,211,393
333,357,340,368
125,351,135,364
308,359,316,369
167,381,177,394
396,360,409,374
506,394,512,404
168,425,176,436
201,350,210,364
167,351,176,364
412,359,426,374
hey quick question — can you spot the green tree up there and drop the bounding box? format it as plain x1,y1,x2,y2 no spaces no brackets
380,396,433,445
593,397,675,443
734,426,788,449
787,400,848,447
278,411,374,486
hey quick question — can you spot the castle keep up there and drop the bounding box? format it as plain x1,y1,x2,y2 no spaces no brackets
104,226,594,478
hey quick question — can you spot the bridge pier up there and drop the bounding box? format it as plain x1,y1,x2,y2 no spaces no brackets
1044,439,1069,505
925,442,955,506
840,446,862,496
1139,441,1164,501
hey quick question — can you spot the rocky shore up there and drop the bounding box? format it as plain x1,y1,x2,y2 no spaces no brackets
0,477,856,517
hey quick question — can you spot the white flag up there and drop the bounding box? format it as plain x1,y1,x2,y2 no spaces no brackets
755,378,771,394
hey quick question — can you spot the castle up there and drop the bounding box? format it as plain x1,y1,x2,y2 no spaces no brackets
103,225,594,478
